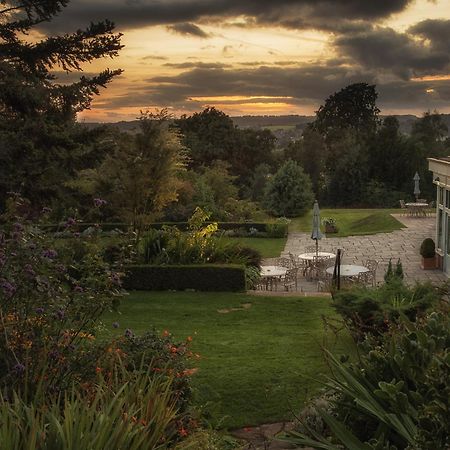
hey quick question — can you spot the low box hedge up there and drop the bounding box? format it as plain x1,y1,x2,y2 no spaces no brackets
124,264,246,292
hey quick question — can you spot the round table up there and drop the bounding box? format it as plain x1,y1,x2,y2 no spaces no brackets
261,265,287,278
260,265,287,291
405,203,428,217
326,264,369,277
298,252,336,261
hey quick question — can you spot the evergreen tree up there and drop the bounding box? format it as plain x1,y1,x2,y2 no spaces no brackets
0,0,122,209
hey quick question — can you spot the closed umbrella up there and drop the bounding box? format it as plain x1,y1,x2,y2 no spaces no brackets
311,200,323,257
414,172,420,201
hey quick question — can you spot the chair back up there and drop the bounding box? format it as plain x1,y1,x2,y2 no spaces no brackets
363,259,378,272
399,199,406,209
305,245,317,253
276,257,292,268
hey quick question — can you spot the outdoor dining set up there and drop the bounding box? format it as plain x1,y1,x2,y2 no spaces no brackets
256,249,378,292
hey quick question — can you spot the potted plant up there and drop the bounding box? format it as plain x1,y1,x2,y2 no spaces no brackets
323,217,338,233
420,238,436,269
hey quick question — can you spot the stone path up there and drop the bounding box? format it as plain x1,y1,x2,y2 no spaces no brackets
260,213,447,292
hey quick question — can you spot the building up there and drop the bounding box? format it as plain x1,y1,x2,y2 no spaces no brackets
428,157,450,276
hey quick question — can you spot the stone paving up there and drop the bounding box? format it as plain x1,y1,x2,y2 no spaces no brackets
261,213,447,292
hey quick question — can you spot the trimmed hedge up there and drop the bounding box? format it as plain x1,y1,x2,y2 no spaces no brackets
124,264,246,292
40,221,288,236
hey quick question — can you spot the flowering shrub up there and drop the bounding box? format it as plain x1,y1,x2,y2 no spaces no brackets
0,194,127,396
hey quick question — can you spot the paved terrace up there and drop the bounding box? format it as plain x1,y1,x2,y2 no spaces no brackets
258,213,448,294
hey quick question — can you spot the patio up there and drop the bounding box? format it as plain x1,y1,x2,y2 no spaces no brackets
257,213,447,293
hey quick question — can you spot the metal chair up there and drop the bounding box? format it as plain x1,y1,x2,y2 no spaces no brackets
276,257,292,268
362,259,378,286
283,267,298,291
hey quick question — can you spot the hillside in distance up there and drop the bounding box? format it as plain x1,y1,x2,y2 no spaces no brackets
80,114,450,137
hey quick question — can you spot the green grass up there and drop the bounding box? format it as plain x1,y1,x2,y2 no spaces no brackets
101,292,352,429
289,208,404,237
219,236,286,258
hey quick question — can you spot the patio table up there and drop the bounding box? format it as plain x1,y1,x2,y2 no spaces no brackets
405,202,428,217
298,252,336,261
260,265,287,291
326,264,369,278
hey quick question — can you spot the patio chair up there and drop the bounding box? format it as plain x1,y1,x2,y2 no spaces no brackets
362,259,378,286
283,267,298,291
276,257,292,268
426,200,435,216
399,200,407,216
305,245,317,253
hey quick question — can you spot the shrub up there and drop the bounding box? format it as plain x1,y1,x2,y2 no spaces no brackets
264,160,314,217
124,264,246,291
265,222,288,237
332,280,439,338
285,310,450,450
0,195,127,397
420,238,436,258
0,363,184,449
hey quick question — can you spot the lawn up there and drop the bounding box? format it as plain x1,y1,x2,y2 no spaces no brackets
219,236,287,258
101,291,352,429
289,208,404,237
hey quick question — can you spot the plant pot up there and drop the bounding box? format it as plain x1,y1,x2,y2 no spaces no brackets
421,256,436,270
325,224,338,233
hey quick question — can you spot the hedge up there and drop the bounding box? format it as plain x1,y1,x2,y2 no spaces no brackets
40,221,288,236
124,264,246,292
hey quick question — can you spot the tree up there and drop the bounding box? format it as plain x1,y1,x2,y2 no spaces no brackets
284,125,326,196
326,129,368,206
264,160,314,217
313,83,380,141
0,0,122,209
72,111,187,229
176,107,237,168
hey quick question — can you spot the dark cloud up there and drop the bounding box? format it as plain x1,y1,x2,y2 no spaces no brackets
334,26,450,79
166,22,210,38
40,0,413,33
92,63,450,114
409,19,450,52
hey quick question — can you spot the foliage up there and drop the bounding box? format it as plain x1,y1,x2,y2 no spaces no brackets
124,264,246,292
313,83,380,140
264,160,314,217
332,280,439,338
285,309,450,450
0,362,185,449
72,110,187,231
420,238,436,258
0,0,122,209
0,195,127,396
384,258,404,283
265,221,289,237
322,217,336,226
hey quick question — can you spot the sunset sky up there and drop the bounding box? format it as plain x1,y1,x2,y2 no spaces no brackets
42,0,450,122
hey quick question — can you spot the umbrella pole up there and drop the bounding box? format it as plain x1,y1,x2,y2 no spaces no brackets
315,239,318,257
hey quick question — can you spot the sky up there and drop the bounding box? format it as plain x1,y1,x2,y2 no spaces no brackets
41,0,450,122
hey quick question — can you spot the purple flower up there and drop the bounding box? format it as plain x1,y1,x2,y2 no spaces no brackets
42,249,58,259
112,322,120,329
93,198,107,207
24,264,35,277
56,263,66,273
49,349,59,360
13,222,24,233
64,217,76,228
13,363,26,375
1,280,16,298
73,285,83,293
54,309,65,320
35,307,45,315
124,328,133,338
